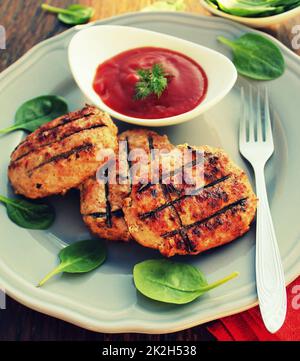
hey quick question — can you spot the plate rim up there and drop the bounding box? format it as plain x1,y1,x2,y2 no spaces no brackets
1,11,300,334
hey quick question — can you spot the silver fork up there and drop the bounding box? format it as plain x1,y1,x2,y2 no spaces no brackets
239,87,287,333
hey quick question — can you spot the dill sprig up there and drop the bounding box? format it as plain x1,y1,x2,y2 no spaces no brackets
135,63,169,100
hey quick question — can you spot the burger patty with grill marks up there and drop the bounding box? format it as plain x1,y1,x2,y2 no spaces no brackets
123,144,257,257
8,105,118,199
80,129,174,242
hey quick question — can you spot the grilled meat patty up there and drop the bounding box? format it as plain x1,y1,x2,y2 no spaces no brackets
8,105,118,199
80,129,174,241
123,144,257,257
80,175,131,242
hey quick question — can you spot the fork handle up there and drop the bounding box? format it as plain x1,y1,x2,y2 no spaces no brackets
254,166,287,333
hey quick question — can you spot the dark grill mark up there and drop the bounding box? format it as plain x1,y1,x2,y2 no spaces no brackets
13,107,94,154
86,209,124,219
135,136,158,195
148,135,154,156
160,183,194,252
151,188,157,198
165,183,181,196
139,175,230,220
104,169,112,228
13,123,105,162
136,182,151,194
148,136,193,250
126,137,133,189
38,110,95,134
137,156,204,194
161,198,248,238
28,143,93,175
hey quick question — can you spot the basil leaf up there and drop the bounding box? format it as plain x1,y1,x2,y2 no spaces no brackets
218,33,285,80
0,195,55,230
0,95,68,135
38,240,107,287
59,4,94,25
41,4,94,25
134,259,238,304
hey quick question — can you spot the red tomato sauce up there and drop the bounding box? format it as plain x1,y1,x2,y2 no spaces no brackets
93,47,208,119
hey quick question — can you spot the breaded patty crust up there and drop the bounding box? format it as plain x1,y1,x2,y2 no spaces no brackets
80,129,174,241
123,144,257,257
8,105,117,199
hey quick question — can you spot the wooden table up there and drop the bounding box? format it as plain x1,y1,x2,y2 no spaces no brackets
0,0,299,341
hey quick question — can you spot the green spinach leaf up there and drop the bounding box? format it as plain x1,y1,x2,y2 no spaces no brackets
134,259,238,304
218,33,285,80
0,95,68,135
206,0,300,18
0,195,55,230
41,3,94,25
38,240,107,287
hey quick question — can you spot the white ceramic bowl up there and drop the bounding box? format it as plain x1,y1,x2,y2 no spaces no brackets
201,1,300,28
68,25,237,127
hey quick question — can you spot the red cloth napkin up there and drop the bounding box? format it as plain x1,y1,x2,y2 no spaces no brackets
207,276,300,341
